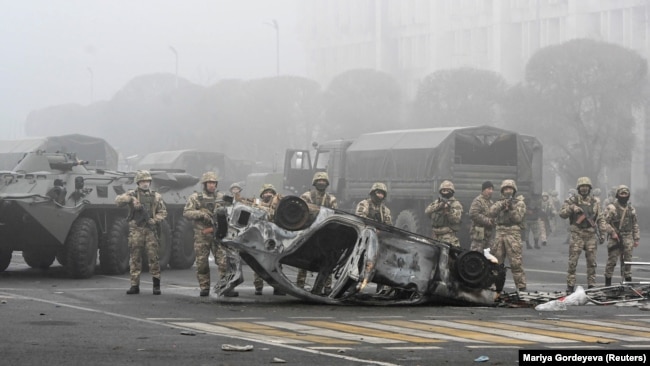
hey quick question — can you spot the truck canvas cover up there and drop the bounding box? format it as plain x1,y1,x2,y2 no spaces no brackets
0,134,118,171
345,125,543,196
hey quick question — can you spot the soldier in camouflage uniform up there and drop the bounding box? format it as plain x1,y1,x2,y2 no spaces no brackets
603,185,640,285
297,172,338,292
539,191,557,245
522,194,545,249
183,172,238,297
425,180,463,247
559,177,607,293
115,170,167,295
489,179,527,292
549,190,561,235
253,184,285,296
355,182,392,225
603,186,618,208
469,181,495,252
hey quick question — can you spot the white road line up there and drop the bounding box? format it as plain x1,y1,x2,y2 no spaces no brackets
417,320,575,344
259,321,397,344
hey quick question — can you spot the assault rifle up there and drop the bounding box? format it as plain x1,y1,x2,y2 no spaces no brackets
576,213,605,244
200,195,232,240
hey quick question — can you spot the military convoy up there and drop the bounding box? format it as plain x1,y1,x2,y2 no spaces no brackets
0,150,198,277
283,125,543,247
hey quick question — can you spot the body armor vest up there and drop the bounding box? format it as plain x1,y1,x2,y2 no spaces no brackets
197,192,218,213
309,190,333,207
495,199,517,226
611,203,634,233
571,197,595,228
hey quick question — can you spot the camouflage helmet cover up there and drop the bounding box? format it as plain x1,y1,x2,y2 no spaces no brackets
200,171,219,184
542,191,549,197
135,170,152,183
438,180,455,193
259,183,277,197
229,182,242,191
370,182,388,196
576,176,592,189
500,179,517,193
616,185,630,196
312,171,330,185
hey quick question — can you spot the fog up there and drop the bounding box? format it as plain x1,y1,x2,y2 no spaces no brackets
0,0,304,139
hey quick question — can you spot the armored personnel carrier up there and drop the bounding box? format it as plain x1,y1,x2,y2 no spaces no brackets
0,151,198,278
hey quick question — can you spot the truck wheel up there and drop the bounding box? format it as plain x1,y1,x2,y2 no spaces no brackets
0,248,12,272
22,249,56,269
64,217,99,279
99,219,130,275
158,220,172,269
395,210,423,235
170,217,195,269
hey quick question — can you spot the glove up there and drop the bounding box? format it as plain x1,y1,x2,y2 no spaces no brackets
572,205,583,214
598,235,605,245
147,219,156,226
203,213,212,222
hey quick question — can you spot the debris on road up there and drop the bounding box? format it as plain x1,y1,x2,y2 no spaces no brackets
221,344,254,351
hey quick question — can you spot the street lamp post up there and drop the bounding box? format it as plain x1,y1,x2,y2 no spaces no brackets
169,46,178,88
87,67,94,103
266,19,280,76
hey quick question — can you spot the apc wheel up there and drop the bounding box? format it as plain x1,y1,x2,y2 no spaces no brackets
0,248,11,272
170,217,195,269
22,249,56,269
64,217,99,279
100,219,130,275
395,209,423,235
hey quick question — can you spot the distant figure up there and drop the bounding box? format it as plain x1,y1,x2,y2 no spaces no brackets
253,184,285,296
425,180,463,247
469,181,495,252
115,170,167,295
522,194,544,249
539,192,557,245
603,185,640,285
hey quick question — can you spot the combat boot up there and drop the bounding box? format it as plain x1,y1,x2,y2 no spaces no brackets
605,277,612,286
625,276,632,282
199,289,209,297
534,239,540,249
126,285,140,295
566,285,574,294
153,277,161,295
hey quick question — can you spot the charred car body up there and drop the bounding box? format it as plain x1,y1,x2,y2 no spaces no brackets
217,195,506,306
0,151,199,277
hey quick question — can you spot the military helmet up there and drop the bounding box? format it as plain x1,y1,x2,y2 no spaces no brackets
200,171,219,184
259,183,277,197
312,171,330,186
592,188,601,197
576,176,592,189
549,190,558,197
616,185,630,196
500,179,517,193
135,170,152,183
370,182,388,196
229,182,242,191
609,186,618,196
438,180,455,193
542,191,549,197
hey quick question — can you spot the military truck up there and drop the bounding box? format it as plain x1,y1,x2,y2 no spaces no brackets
283,125,543,247
0,151,199,277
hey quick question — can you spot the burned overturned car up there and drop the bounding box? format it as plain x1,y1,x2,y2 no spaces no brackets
217,196,506,306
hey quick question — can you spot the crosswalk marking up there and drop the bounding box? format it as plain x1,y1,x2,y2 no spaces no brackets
380,319,533,345
170,318,650,347
456,320,612,343
214,321,355,344
301,320,442,343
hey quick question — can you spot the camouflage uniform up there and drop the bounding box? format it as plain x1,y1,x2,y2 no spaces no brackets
488,179,527,291
115,170,167,294
355,182,392,225
539,192,556,243
183,172,231,297
253,184,284,295
297,172,338,292
522,194,545,249
559,177,607,292
469,182,495,252
425,180,463,247
549,190,561,234
603,185,640,284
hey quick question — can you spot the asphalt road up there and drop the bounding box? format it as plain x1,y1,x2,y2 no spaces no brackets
2,230,650,366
